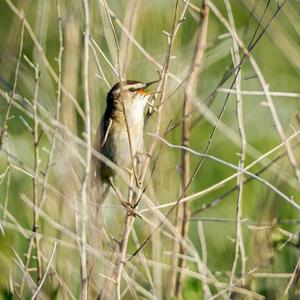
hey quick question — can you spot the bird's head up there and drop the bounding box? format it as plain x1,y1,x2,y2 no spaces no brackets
107,79,159,111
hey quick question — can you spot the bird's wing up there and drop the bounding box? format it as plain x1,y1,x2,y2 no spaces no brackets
92,113,112,181
101,117,112,147
93,111,112,152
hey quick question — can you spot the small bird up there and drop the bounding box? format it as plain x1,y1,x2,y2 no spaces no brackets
92,79,158,203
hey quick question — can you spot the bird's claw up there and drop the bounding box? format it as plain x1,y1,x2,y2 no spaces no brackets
120,201,136,217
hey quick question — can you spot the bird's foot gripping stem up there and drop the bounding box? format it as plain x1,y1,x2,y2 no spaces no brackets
120,201,136,217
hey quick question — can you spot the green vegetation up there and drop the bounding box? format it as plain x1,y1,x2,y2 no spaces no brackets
0,0,299,299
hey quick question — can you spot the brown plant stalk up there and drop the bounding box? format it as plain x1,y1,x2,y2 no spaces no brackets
171,1,209,298
21,54,43,285
80,0,92,298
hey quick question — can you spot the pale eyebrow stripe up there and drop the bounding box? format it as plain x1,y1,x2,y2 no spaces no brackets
112,83,145,95
124,83,145,90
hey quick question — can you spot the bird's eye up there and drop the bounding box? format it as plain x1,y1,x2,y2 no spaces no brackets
129,88,136,92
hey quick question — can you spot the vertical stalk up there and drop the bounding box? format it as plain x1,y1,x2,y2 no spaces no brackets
32,63,42,282
174,1,209,297
81,0,91,298
112,215,135,300
224,0,247,292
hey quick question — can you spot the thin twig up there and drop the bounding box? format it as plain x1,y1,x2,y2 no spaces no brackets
191,141,300,217
25,56,43,283
31,242,58,300
149,133,300,210
217,88,300,99
197,221,212,299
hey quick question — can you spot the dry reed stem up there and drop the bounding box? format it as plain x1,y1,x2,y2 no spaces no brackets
224,0,247,291
131,227,157,299
218,88,300,99
80,0,92,298
89,39,110,88
209,268,261,300
11,248,44,299
173,1,209,297
21,55,43,286
90,37,119,78
32,61,42,283
39,251,77,300
31,242,57,299
197,221,212,299
97,0,182,84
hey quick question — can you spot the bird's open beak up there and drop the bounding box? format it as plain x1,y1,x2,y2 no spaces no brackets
141,79,161,96
140,79,161,112
144,79,160,88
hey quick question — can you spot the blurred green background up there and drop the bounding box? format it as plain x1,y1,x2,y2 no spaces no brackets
0,0,300,299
